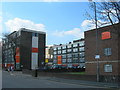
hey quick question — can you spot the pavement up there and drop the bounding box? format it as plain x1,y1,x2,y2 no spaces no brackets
2,70,120,89
47,77,120,89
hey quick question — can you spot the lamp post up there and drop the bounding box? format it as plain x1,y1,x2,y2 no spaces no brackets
88,0,100,82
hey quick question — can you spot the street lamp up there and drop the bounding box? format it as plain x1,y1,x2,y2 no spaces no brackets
88,0,100,82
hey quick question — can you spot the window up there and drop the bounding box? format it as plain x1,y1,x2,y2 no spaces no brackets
3,40,5,44
104,48,112,56
53,51,57,54
79,52,85,58
62,59,66,63
58,47,61,50
80,58,85,62
6,39,8,43
58,50,61,54
79,47,84,51
53,60,57,63
67,54,72,58
73,53,78,58
67,49,72,52
79,41,85,46
73,58,79,63
62,55,66,58
53,47,57,50
73,48,78,52
62,50,66,53
67,44,72,48
73,43,78,47
53,55,57,59
67,59,72,63
62,46,66,49
104,64,112,72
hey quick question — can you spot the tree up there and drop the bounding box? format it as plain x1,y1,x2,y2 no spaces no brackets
2,31,20,69
86,0,120,35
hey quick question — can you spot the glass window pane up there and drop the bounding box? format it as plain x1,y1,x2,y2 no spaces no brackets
104,64,112,72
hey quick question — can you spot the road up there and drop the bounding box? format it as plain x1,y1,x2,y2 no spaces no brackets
2,71,116,89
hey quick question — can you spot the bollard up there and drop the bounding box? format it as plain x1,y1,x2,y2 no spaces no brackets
35,69,37,77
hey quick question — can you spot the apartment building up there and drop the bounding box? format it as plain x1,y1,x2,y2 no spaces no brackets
52,39,85,69
2,28,46,70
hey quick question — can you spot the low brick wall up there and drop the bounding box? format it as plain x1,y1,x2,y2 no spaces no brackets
38,72,97,82
100,75,120,83
22,70,120,83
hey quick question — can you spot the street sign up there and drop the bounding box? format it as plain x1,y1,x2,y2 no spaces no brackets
95,55,100,59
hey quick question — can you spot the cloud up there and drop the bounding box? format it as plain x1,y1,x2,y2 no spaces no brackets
5,18,46,33
52,18,112,39
81,20,95,31
53,28,84,38
81,19,111,31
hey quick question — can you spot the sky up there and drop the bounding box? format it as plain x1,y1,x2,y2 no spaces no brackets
0,1,96,45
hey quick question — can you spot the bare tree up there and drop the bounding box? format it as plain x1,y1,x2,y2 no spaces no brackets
2,31,20,68
86,0,120,35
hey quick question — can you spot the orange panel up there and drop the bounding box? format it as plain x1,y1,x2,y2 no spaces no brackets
16,59,20,63
16,47,20,54
16,47,20,63
32,48,38,53
102,32,111,40
15,56,20,60
57,56,62,64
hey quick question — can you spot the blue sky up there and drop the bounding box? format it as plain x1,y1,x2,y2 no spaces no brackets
1,2,94,45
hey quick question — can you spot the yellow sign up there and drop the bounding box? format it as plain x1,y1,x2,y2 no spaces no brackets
45,59,48,63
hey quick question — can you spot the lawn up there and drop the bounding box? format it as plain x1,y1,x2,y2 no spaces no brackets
64,72,86,75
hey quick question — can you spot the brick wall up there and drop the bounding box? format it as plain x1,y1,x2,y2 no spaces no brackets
85,23,120,76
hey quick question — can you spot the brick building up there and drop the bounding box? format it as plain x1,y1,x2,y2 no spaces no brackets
2,28,46,70
85,23,120,82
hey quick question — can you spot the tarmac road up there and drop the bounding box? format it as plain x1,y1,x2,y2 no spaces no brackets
2,71,119,89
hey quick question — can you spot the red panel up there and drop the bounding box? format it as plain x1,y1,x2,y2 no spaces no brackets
102,32,111,40
32,48,38,53
16,59,20,63
57,56,62,64
16,47,20,54
16,47,20,63
15,56,20,61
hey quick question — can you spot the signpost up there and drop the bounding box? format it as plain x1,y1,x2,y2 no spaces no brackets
88,0,100,82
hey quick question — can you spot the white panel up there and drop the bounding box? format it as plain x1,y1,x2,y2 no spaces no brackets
31,53,38,70
32,36,38,48
31,35,38,70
